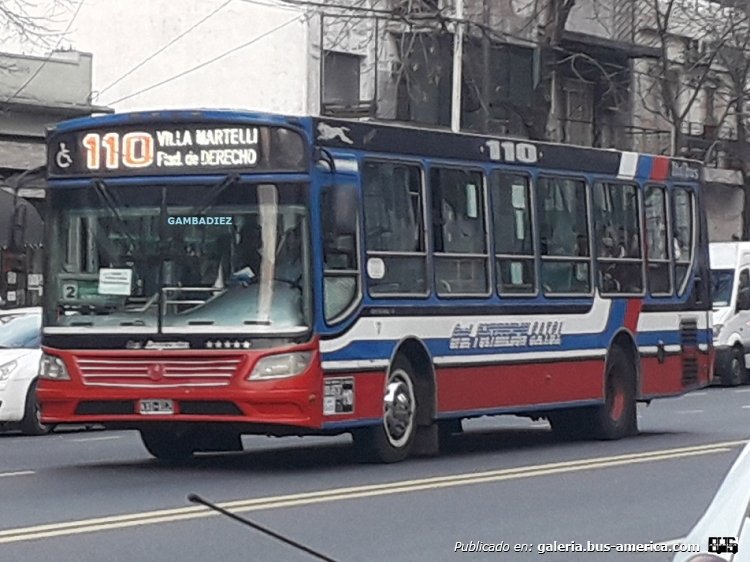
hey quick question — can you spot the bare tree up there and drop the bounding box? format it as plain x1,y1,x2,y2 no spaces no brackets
0,0,74,49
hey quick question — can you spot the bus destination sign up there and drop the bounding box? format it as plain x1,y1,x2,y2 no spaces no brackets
48,124,265,177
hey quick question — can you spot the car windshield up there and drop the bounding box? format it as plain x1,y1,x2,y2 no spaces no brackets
0,313,41,348
45,181,311,334
711,269,734,308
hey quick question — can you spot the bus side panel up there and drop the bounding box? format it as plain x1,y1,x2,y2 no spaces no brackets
639,348,712,398
435,359,605,415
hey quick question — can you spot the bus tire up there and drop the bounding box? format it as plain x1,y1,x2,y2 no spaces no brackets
722,346,746,387
19,382,51,436
140,428,195,462
354,356,418,463
549,347,637,440
590,346,638,439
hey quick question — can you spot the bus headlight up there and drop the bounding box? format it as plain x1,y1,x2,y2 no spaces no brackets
248,352,312,380
713,324,724,339
38,354,70,381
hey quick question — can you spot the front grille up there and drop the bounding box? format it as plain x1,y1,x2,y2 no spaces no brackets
76,356,242,388
76,401,135,415
680,318,699,386
178,401,243,416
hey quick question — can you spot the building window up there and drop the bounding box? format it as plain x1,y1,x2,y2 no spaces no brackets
593,182,643,294
644,185,672,296
323,51,361,107
490,171,535,294
431,167,489,296
362,161,427,295
537,176,591,294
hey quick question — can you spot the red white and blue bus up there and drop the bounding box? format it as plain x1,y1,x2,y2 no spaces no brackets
38,110,713,462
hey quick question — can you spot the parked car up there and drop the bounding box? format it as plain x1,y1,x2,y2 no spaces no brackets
710,242,750,386
674,441,750,561
0,307,50,435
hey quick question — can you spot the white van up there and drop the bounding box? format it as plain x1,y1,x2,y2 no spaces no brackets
710,241,750,386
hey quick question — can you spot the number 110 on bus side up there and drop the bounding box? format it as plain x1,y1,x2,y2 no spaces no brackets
82,132,155,171
485,140,539,164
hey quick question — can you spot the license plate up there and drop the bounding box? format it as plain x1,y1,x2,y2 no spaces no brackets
138,399,174,415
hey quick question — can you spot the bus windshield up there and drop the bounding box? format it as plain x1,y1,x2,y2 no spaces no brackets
711,269,734,308
45,181,311,334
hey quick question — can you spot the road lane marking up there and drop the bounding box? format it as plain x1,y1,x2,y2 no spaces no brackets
69,436,122,443
735,388,750,393
685,392,707,397
676,410,704,414
0,440,745,544
742,405,750,409
0,471,34,479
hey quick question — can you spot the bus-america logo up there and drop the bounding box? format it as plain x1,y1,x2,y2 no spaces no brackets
448,321,563,350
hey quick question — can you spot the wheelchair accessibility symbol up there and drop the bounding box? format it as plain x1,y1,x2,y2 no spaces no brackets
55,142,73,168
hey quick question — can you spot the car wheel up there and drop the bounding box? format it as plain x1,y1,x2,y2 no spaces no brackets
723,346,747,386
19,382,51,436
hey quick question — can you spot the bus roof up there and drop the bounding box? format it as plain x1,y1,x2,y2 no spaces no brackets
46,108,703,182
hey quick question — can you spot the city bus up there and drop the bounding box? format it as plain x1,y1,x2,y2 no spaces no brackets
37,110,713,463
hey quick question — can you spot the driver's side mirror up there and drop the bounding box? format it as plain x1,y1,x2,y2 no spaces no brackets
738,288,750,311
328,183,358,236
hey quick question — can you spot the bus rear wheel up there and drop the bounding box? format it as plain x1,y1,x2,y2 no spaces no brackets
140,428,196,462
550,347,637,440
354,357,418,463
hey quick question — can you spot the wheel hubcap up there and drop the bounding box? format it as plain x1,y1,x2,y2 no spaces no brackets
383,370,415,448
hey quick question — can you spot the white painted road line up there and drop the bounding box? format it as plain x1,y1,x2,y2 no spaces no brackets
742,405,750,409
735,388,750,393
676,410,704,415
685,392,707,397
0,471,34,479
69,436,122,443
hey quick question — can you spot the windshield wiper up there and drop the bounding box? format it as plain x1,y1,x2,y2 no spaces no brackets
187,173,241,217
92,179,139,249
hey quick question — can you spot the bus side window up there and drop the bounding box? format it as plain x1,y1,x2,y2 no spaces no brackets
322,186,360,322
673,187,695,294
593,182,643,295
644,185,672,296
431,167,489,296
362,161,427,296
536,176,591,294
490,172,535,295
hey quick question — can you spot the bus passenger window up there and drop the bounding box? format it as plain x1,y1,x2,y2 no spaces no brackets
362,161,427,296
431,168,489,296
644,185,672,296
536,177,591,294
322,186,360,321
490,172,535,294
674,187,695,294
593,182,643,295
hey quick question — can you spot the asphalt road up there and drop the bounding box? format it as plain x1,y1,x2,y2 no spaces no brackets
1,386,749,562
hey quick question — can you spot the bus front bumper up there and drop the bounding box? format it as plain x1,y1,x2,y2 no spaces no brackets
37,384,323,430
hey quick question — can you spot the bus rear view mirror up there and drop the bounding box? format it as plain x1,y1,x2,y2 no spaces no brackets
330,183,357,236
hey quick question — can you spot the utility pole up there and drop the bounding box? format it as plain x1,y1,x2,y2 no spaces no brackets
451,0,465,132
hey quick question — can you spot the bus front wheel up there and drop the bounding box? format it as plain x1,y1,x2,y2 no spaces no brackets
354,357,418,463
140,428,196,462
